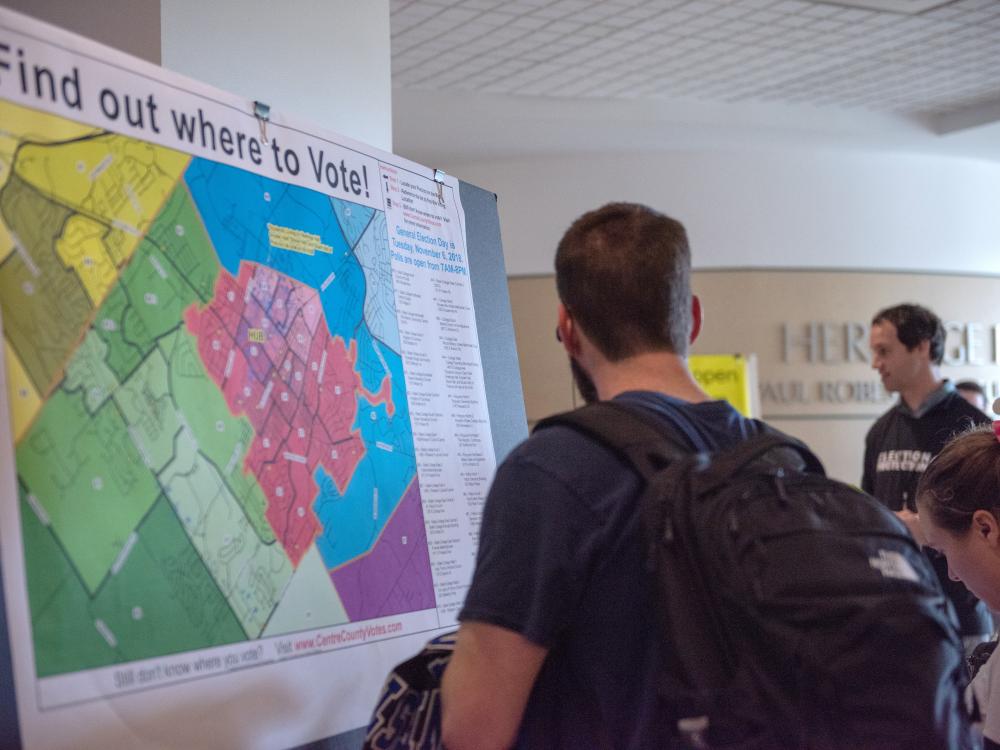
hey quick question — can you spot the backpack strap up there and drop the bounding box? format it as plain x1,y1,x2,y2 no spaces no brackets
535,401,719,728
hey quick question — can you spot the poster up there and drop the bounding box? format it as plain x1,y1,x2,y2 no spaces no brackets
690,354,759,417
0,8,496,748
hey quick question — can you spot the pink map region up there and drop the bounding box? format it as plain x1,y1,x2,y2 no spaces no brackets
184,262,395,567
330,479,435,620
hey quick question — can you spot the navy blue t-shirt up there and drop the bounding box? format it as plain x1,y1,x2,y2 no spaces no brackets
459,391,762,749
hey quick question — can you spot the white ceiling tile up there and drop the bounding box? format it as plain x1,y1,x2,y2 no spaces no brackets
572,5,623,22
803,4,841,18
504,15,546,30
391,0,1000,118
596,13,639,28
965,0,999,9
543,18,583,33
810,18,847,31
772,0,813,11
608,27,649,41
528,5,575,20
619,5,666,21
713,4,755,20
657,7,701,22
696,26,732,41
681,0,723,13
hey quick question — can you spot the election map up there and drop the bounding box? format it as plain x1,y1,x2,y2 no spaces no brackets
0,100,434,679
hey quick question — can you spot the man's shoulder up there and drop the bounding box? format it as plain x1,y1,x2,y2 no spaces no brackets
515,418,612,461
929,391,991,427
499,418,634,497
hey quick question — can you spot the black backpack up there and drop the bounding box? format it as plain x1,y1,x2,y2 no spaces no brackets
535,400,971,750
363,630,456,750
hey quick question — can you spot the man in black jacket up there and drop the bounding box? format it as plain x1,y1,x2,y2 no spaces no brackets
863,303,992,647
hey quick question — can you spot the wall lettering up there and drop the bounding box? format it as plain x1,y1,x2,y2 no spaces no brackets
782,321,1000,366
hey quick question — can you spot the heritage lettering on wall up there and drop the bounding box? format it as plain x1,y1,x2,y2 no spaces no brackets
760,321,1000,410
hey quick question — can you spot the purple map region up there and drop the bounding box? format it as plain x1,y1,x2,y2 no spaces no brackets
331,480,435,620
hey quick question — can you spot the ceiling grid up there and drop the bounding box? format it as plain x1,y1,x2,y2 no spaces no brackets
390,0,1000,122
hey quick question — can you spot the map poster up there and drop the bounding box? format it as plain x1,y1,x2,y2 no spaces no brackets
0,7,497,748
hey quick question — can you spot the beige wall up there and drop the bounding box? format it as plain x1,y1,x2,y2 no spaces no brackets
510,270,1000,483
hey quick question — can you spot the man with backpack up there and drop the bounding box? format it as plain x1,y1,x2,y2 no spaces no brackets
441,201,758,749
439,204,970,750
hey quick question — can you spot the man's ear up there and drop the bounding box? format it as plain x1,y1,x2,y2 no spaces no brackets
916,338,931,360
972,509,1000,546
690,295,703,345
557,303,578,356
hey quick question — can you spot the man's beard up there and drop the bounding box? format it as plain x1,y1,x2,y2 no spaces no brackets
570,357,599,405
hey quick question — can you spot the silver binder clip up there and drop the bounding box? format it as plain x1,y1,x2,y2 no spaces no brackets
433,168,446,207
253,100,271,145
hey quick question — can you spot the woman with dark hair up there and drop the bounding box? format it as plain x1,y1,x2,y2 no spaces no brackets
917,424,1000,750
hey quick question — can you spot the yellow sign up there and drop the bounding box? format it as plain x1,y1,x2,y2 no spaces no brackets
690,354,756,417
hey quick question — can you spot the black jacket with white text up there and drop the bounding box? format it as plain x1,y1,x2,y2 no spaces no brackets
863,387,992,635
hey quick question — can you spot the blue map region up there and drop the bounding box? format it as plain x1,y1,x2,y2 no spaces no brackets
333,200,376,249
353,213,401,353
313,334,418,570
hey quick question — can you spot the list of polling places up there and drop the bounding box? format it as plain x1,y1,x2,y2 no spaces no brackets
380,165,496,622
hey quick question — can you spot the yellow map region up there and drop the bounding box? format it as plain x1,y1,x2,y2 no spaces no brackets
13,133,190,270
0,101,189,434
0,101,100,263
267,222,333,255
0,216,11,265
55,215,119,306
2,339,41,443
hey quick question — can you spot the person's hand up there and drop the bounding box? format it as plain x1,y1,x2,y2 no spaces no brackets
895,508,928,547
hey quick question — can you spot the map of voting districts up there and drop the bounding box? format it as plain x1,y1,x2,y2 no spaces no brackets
0,102,435,679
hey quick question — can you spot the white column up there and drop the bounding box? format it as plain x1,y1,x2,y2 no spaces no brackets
161,0,392,151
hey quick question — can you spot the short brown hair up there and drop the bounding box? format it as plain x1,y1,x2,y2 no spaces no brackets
555,203,691,361
916,426,1000,534
955,380,986,399
872,304,945,365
